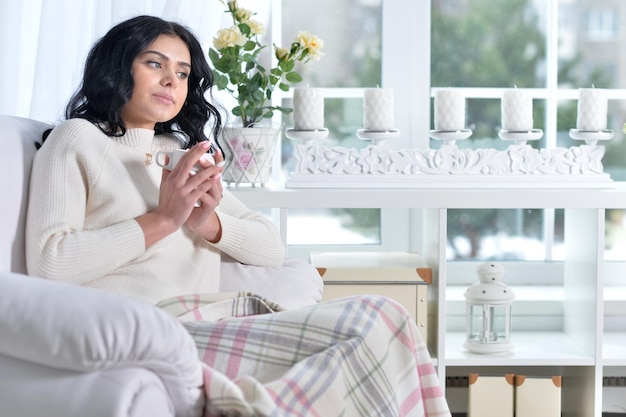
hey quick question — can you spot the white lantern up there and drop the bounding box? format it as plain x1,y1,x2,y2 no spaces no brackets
463,262,515,354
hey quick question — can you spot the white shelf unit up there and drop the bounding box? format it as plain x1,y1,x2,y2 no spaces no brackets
230,183,626,417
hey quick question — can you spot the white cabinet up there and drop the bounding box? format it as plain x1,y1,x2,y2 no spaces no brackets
231,184,626,417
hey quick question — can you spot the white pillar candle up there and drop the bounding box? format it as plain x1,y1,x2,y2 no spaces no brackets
294,88,324,130
577,88,607,131
434,89,465,131
501,88,533,131
363,88,394,131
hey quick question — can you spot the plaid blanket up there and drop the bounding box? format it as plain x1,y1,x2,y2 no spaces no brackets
158,293,450,417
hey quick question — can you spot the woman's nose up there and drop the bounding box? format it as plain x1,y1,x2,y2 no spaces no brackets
161,68,178,86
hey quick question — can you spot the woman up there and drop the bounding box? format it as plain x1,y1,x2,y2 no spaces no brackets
26,15,285,305
25,15,449,416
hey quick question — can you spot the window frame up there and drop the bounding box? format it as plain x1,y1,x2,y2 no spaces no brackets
266,0,624,289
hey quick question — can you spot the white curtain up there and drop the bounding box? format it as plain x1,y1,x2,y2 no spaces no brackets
0,0,233,123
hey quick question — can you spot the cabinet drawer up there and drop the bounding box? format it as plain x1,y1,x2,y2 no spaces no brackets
311,251,431,343
322,283,428,342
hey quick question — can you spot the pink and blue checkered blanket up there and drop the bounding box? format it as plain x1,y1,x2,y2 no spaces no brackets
158,293,451,417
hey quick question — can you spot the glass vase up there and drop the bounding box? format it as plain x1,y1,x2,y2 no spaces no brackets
220,122,283,187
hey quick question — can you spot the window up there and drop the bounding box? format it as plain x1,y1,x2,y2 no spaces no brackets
267,0,626,268
586,7,618,41
279,0,385,249
447,209,565,261
431,0,626,264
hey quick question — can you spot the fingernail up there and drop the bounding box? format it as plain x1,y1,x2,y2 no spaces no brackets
216,161,226,168
200,141,210,149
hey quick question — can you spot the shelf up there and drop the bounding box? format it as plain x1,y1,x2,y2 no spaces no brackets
445,331,595,366
603,333,626,366
227,184,622,416
230,181,626,209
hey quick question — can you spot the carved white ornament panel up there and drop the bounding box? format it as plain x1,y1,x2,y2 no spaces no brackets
293,143,606,175
286,143,612,188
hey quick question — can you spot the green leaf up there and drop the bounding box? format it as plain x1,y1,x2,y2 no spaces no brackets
243,40,256,50
278,82,290,91
214,73,229,89
249,73,263,90
283,60,296,72
285,72,303,83
299,49,310,61
275,106,294,115
208,48,219,64
239,23,251,36
251,88,264,102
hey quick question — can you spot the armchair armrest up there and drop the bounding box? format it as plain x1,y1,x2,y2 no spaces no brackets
0,354,176,417
0,272,204,417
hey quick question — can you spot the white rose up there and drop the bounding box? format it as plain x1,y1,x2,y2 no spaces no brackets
247,19,266,36
296,31,325,61
275,46,290,61
213,26,246,49
235,7,253,22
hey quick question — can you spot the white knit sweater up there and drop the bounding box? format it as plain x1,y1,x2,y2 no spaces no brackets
25,118,284,304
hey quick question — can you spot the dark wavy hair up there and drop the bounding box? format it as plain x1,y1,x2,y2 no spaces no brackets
64,15,222,147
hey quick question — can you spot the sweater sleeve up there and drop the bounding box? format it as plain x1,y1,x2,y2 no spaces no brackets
25,120,146,284
211,189,285,267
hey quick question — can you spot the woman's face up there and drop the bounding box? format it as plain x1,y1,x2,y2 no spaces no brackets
120,34,191,129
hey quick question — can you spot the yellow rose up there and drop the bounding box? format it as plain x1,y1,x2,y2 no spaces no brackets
235,7,253,22
227,0,237,13
275,47,290,62
247,19,266,35
213,26,246,50
296,31,325,61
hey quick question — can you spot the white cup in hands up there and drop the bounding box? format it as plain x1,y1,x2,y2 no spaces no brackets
156,148,215,175
156,148,222,208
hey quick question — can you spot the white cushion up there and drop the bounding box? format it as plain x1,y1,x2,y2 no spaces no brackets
219,254,323,309
0,272,204,417
0,115,51,273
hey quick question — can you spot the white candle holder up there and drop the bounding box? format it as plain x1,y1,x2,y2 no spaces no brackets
498,129,543,146
293,88,325,131
429,129,472,146
363,88,395,131
434,89,465,131
569,129,614,145
356,128,401,144
285,128,329,145
576,88,608,132
501,88,534,132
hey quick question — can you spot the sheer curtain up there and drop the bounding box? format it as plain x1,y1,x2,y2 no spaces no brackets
0,0,234,123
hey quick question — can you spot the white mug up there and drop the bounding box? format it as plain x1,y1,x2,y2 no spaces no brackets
156,149,215,174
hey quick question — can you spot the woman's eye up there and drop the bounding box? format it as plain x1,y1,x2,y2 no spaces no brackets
148,61,161,69
178,71,189,80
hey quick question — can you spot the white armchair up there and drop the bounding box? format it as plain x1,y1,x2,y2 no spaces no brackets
0,115,323,416
0,115,205,417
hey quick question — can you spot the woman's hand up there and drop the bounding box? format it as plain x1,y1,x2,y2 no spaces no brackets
185,148,225,242
136,141,222,248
